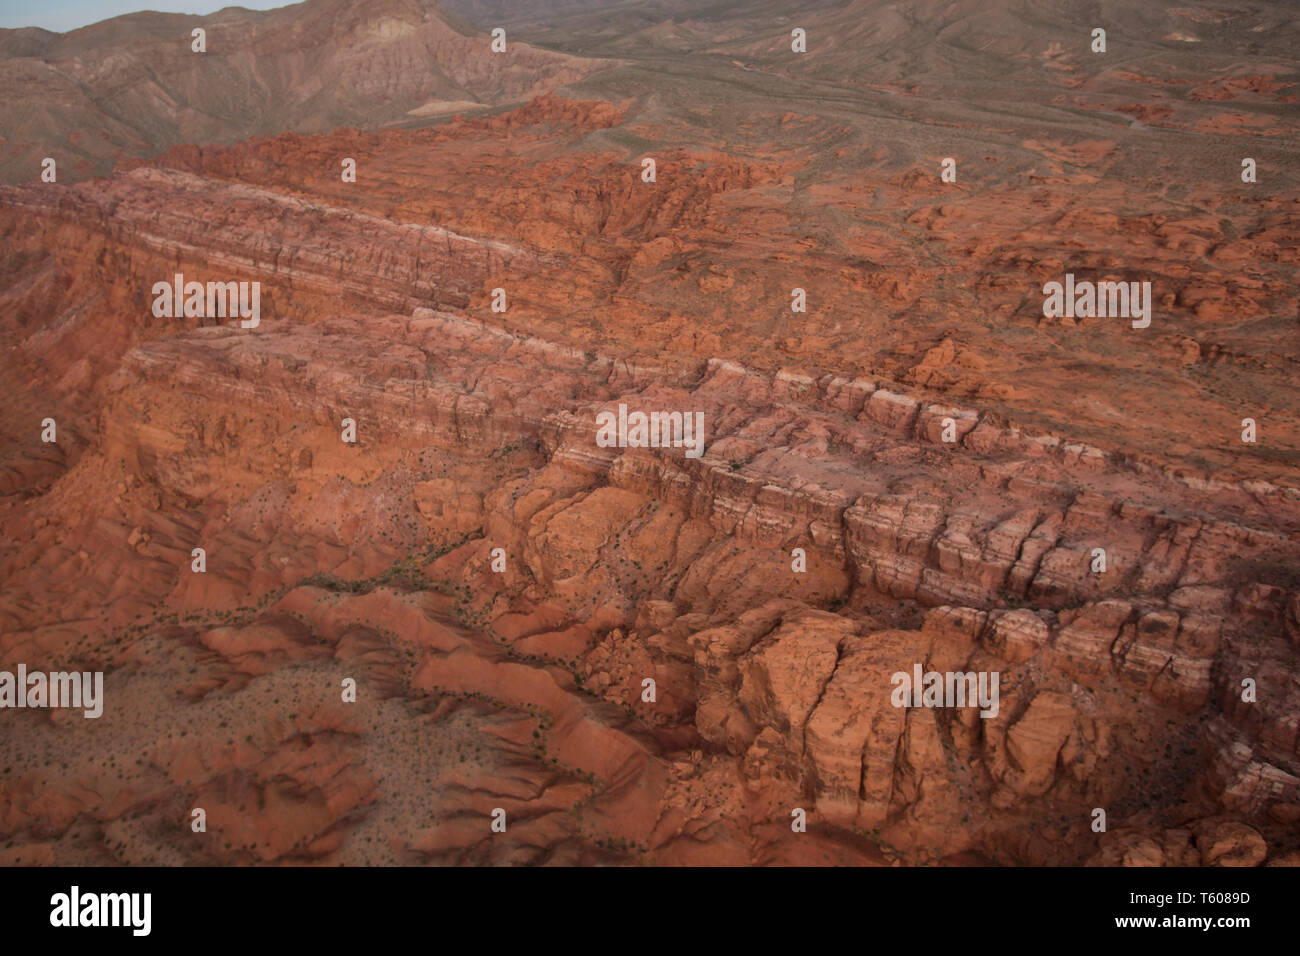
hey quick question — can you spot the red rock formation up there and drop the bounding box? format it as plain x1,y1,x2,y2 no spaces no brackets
1,0,1298,867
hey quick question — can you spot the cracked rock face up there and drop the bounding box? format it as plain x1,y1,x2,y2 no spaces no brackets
2,0,1299,866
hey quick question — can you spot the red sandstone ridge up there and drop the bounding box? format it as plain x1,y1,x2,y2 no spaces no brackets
0,0,1298,868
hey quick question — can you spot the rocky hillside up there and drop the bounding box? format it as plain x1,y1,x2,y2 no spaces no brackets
0,0,606,183
0,0,1297,866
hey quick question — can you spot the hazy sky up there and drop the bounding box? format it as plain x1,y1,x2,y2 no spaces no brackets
0,1,290,32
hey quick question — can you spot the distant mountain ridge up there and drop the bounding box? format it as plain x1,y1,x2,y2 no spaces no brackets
0,0,606,183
